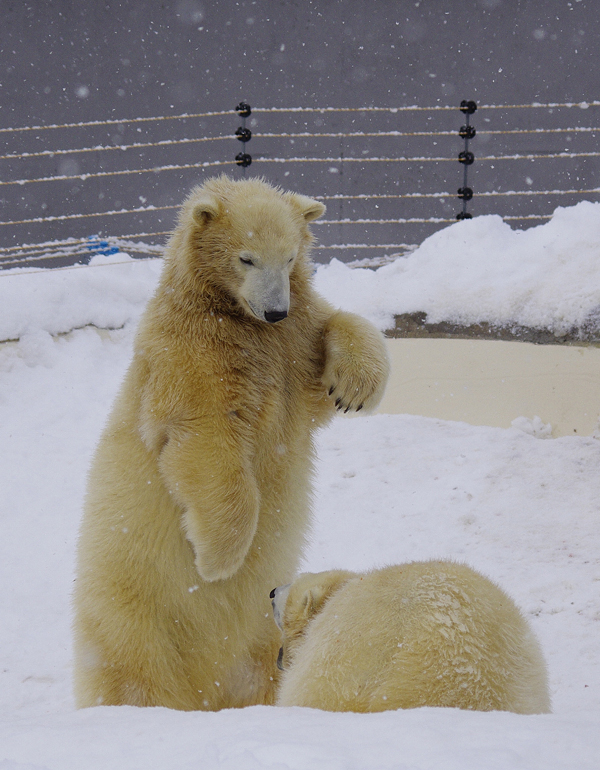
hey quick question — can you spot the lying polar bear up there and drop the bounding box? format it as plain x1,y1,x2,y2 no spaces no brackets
270,561,550,714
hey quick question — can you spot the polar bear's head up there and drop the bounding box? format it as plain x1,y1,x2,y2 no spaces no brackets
181,176,325,323
270,570,355,670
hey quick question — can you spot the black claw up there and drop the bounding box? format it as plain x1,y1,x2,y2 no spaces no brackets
328,385,335,396
335,397,342,407
344,405,351,414
337,403,344,411
356,404,363,412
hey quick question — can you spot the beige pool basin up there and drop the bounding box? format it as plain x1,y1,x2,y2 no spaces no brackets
377,338,600,438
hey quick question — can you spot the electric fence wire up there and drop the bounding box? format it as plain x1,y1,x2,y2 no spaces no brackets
2,100,600,269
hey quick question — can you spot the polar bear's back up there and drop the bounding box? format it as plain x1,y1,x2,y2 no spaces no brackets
277,561,550,714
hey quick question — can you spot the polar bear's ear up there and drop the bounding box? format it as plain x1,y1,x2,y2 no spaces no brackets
301,571,352,619
302,586,330,619
192,195,220,226
289,194,326,222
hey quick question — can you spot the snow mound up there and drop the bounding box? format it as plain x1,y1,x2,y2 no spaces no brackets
0,254,162,341
314,201,600,335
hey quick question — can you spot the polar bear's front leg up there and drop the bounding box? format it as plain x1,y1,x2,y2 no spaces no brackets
322,310,390,413
158,426,260,582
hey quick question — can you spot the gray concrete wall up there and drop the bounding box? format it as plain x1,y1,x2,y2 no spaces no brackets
2,0,599,267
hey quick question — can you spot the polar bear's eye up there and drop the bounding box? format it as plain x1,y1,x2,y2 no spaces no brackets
240,256,254,266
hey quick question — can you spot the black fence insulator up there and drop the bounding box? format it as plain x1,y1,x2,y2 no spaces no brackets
234,101,252,174
456,99,477,220
458,124,476,139
236,102,252,118
235,126,252,142
460,100,477,115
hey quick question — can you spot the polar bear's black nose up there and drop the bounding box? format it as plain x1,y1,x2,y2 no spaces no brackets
270,587,277,598
264,310,288,323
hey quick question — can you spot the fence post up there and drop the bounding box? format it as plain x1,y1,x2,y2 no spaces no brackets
457,99,477,220
235,102,252,175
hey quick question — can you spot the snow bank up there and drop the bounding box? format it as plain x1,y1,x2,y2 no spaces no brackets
0,254,161,341
314,201,600,334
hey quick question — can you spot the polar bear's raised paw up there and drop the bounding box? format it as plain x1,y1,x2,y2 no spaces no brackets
322,310,390,413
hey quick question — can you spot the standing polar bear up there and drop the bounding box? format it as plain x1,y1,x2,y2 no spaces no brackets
272,561,550,714
73,175,389,710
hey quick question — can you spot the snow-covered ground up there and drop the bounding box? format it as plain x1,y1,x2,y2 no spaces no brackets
1,204,599,769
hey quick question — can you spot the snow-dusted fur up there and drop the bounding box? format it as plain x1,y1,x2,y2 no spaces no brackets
273,562,551,714
72,175,389,710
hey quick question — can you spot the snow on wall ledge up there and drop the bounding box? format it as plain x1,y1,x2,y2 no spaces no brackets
1,202,600,342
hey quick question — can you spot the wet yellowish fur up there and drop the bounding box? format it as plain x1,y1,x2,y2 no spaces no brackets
73,176,389,710
274,562,551,714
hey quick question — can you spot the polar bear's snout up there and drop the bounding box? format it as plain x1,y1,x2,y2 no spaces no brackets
270,583,291,631
256,269,290,323
240,264,291,324
271,585,291,671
